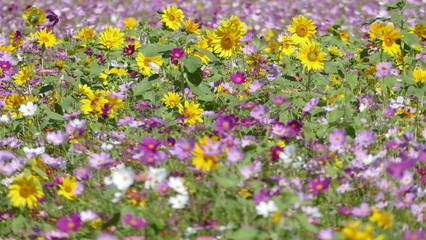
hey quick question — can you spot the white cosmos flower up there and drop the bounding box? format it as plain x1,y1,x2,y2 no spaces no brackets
19,102,38,116
169,194,189,209
255,200,279,218
104,164,134,191
144,167,167,189
279,145,296,167
168,177,188,195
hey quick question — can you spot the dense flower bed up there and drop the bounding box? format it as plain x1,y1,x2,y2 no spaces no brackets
0,1,425,239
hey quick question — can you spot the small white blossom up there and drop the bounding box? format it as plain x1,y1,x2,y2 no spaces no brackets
169,194,189,209
279,145,296,167
18,102,38,116
168,177,188,195
255,200,279,218
104,163,135,191
144,167,167,189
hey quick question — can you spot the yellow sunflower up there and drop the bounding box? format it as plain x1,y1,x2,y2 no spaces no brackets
278,34,295,56
58,176,77,200
76,27,96,41
380,24,402,56
14,66,32,86
288,15,317,44
212,25,241,58
409,23,426,40
191,135,221,172
297,41,327,70
161,6,184,30
183,18,201,34
123,17,138,29
135,52,164,76
413,67,426,83
22,7,46,28
98,27,125,50
162,92,182,108
8,174,44,209
178,100,204,125
31,28,57,48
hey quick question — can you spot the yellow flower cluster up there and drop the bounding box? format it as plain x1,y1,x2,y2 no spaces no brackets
211,16,247,58
78,85,125,118
369,22,403,56
98,27,125,50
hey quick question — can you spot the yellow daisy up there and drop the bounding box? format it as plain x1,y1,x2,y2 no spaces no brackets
161,6,184,30
413,67,426,83
191,135,221,172
14,66,32,86
98,27,125,50
162,92,182,108
278,34,295,56
183,18,201,34
288,15,317,44
57,176,77,200
380,24,402,56
368,21,386,39
178,100,204,125
211,25,241,58
8,174,43,209
76,27,96,41
297,41,327,70
31,28,57,48
123,17,138,29
135,52,164,76
409,23,426,40
22,7,46,28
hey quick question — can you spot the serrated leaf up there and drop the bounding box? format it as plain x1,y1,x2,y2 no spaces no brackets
402,33,420,47
182,56,202,73
132,80,153,96
189,83,214,101
12,215,26,234
226,227,258,240
345,72,357,90
295,214,318,233
326,110,344,123
140,43,175,57
38,85,54,94
41,105,64,121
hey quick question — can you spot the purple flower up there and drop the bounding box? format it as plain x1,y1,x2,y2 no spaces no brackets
375,62,392,78
41,154,66,168
317,228,334,240
138,136,160,154
402,230,424,240
122,214,148,228
355,130,375,147
88,152,111,169
0,61,11,70
44,230,69,240
74,167,92,180
271,96,287,105
170,137,195,160
227,147,244,163
351,202,371,217
306,175,330,194
328,129,347,146
215,113,238,133
170,48,185,59
253,189,271,205
123,45,135,56
46,9,59,27
46,131,66,145
242,44,257,55
250,104,269,124
302,98,319,112
230,72,246,85
56,213,81,232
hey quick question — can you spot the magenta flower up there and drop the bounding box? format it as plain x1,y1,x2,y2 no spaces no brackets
0,61,11,70
307,175,330,194
56,213,81,232
230,72,246,84
170,48,185,59
123,45,135,56
271,96,287,105
122,214,148,229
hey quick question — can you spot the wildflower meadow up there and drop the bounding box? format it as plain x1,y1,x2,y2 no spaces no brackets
1,0,426,239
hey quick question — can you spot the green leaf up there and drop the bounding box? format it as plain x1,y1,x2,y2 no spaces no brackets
326,110,344,123
295,214,318,233
182,56,202,73
132,80,153,96
402,33,420,47
38,85,54,94
41,105,64,121
12,215,26,234
102,212,121,230
89,63,105,76
326,165,337,177
193,46,217,61
187,68,203,86
189,83,215,101
215,175,239,188
32,167,48,178
226,227,258,240
345,72,357,90
140,43,175,57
